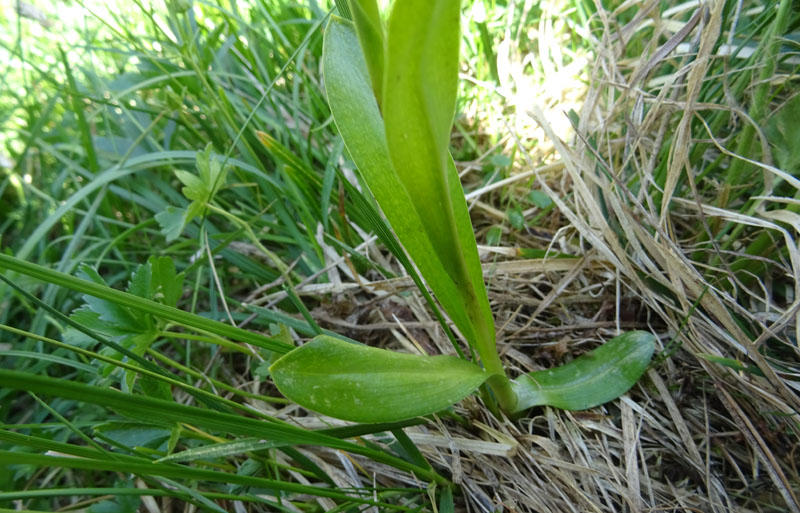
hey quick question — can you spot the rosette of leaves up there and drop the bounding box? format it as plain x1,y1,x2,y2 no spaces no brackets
270,0,655,422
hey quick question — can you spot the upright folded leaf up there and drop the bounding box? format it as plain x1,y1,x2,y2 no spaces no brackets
383,0,464,293
323,18,491,353
270,336,489,422
383,0,501,381
350,0,386,106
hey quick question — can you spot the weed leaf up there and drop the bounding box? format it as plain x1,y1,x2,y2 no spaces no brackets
64,258,183,387
157,145,229,241
155,206,187,242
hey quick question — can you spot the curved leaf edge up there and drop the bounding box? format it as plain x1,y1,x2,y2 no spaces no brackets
509,331,656,413
270,336,491,423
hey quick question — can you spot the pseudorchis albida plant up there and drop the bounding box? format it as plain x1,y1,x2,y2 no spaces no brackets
269,0,655,423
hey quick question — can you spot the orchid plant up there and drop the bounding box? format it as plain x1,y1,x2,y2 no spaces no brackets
269,0,654,422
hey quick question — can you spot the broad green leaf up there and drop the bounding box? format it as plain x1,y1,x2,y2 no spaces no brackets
323,17,492,357
510,331,655,412
270,336,489,422
350,0,386,106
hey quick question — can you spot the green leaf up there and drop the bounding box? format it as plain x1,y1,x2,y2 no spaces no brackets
528,189,553,209
65,260,173,388
511,331,655,412
139,372,174,401
383,0,493,350
488,154,511,167
155,206,186,241
161,145,229,241
323,16,493,357
175,169,207,202
77,265,139,333
149,256,185,308
184,201,206,227
63,306,131,347
128,262,152,302
175,145,228,203
507,206,525,230
486,225,502,246
350,0,386,106
270,336,489,422
93,422,172,449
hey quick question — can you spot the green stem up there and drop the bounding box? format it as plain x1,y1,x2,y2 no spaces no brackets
159,330,256,355
472,317,517,412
